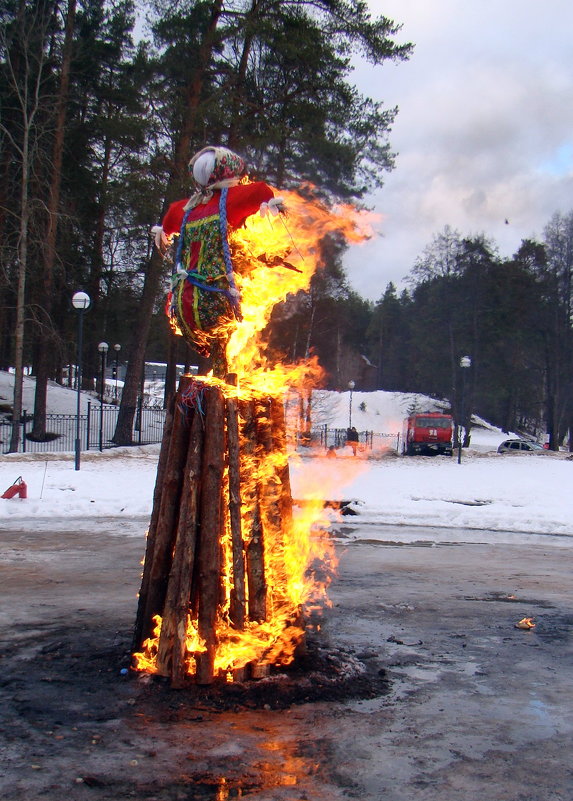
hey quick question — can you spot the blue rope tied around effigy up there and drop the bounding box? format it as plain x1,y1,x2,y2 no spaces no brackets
183,274,236,300
173,208,192,274
219,187,242,319
169,208,193,316
170,188,242,316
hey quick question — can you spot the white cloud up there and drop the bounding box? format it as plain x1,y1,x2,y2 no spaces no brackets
344,0,573,298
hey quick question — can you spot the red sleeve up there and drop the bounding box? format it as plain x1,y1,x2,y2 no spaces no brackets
226,182,274,228
161,198,188,237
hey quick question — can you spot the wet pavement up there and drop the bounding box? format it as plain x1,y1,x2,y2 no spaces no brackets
0,522,572,800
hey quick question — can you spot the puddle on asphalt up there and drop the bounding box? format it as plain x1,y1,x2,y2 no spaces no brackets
332,523,573,549
174,779,259,799
391,664,441,683
173,738,322,799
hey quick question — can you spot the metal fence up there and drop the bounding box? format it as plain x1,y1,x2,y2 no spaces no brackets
1,402,167,455
297,425,400,453
2,411,400,456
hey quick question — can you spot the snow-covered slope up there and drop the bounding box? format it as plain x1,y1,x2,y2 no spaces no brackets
2,371,571,542
1,370,512,454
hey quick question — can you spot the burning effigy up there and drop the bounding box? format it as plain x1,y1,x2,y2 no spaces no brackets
132,146,374,686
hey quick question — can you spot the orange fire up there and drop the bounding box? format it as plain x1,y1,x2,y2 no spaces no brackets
133,183,376,680
225,185,377,387
515,617,536,630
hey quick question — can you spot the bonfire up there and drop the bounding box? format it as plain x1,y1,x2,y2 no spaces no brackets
132,173,375,686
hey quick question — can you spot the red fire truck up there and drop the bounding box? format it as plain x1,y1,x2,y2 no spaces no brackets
402,412,454,456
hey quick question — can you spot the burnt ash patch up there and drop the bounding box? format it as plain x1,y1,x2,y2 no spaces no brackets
1,620,390,736
134,640,391,716
0,621,136,732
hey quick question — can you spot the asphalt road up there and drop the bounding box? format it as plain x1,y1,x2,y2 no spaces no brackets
1,522,572,800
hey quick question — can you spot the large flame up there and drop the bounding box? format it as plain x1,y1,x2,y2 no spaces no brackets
133,183,376,680
225,185,377,390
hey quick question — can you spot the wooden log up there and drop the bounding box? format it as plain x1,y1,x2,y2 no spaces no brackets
155,409,204,685
270,397,293,528
256,398,284,621
271,398,306,658
134,376,198,649
246,503,266,622
240,399,267,623
257,397,284,533
134,381,301,684
226,395,246,629
131,392,175,651
249,398,290,677
218,489,228,610
268,396,306,660
271,398,306,651
195,386,226,684
250,663,270,679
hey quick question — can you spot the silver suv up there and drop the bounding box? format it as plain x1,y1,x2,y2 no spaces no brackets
497,439,545,454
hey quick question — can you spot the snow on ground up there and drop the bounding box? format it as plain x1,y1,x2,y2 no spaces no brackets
0,369,135,416
1,428,572,545
303,450,573,542
0,370,96,415
306,387,517,452
0,371,507,445
1,370,571,545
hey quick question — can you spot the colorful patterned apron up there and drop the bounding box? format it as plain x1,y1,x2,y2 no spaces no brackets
169,188,240,375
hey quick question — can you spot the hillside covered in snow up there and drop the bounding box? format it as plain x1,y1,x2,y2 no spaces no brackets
0,369,510,456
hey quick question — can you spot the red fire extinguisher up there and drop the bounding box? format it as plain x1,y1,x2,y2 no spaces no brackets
1,476,27,499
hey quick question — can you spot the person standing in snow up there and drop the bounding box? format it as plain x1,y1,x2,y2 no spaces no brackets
346,426,359,456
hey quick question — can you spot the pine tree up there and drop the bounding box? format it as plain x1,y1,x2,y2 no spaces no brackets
478,248,545,433
112,0,412,444
366,282,411,390
64,0,152,388
539,214,573,448
31,0,76,440
0,0,58,451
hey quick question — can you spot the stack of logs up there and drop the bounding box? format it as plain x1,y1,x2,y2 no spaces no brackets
132,375,300,687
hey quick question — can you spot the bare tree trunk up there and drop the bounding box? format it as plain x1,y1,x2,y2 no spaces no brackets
9,141,29,452
3,3,53,450
112,0,224,445
304,296,316,359
227,0,258,148
32,0,76,439
112,248,164,444
8,61,34,449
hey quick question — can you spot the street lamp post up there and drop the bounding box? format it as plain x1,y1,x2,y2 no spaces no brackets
348,380,355,429
72,291,91,471
457,355,472,464
113,343,121,402
98,341,109,452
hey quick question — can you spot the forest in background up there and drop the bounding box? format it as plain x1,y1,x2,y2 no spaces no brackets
2,1,573,451
0,0,410,449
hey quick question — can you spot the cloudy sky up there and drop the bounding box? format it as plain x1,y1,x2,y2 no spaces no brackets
343,0,573,300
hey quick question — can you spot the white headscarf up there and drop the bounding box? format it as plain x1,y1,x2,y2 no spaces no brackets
184,146,246,211
191,150,217,186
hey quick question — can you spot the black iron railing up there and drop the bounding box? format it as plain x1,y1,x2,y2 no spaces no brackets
0,402,167,455
296,425,400,453
1,413,401,456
